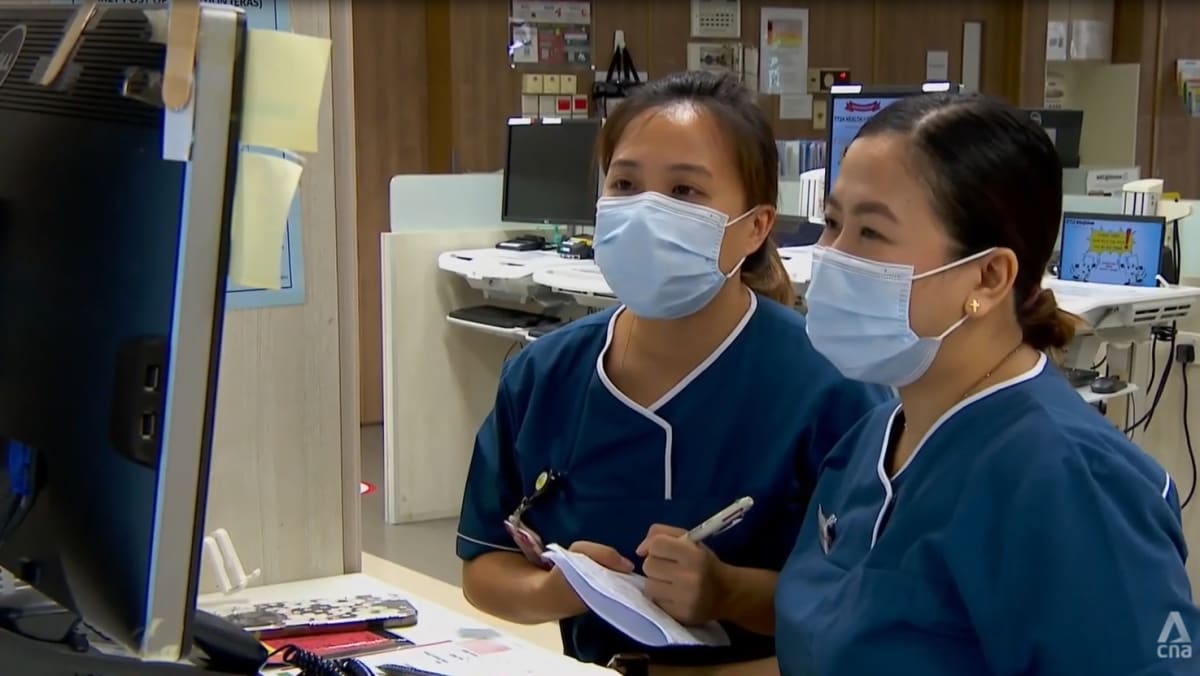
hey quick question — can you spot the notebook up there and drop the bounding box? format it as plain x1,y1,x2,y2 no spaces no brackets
542,544,731,648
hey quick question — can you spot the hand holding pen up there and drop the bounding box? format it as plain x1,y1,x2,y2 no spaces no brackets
634,498,754,626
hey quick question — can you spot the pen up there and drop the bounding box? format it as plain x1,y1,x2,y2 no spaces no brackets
684,497,754,543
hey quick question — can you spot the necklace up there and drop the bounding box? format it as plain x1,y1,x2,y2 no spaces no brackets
959,342,1026,402
899,341,1026,438
619,314,636,372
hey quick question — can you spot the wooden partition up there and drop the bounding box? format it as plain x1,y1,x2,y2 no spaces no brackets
1113,0,1158,171
1111,0,1200,196
436,0,1045,173
1149,0,1200,195
351,2,430,424
593,0,877,141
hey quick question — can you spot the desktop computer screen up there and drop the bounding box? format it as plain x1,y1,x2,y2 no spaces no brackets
773,214,823,247
0,4,245,668
1022,108,1083,168
825,84,957,197
1058,212,1165,288
502,117,602,226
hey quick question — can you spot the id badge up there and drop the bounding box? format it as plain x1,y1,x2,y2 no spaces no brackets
504,516,552,570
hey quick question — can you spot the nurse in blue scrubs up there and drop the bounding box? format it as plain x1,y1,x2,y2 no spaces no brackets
454,71,890,669
765,93,1199,675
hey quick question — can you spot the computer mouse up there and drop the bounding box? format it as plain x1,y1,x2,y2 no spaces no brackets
1089,376,1125,394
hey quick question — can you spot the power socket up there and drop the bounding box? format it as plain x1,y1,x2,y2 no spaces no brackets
812,98,827,130
1176,332,1199,365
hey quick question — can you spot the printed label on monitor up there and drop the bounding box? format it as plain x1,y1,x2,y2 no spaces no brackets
1059,216,1164,288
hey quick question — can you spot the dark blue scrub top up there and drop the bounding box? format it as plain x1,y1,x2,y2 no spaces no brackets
777,355,1200,676
456,293,890,666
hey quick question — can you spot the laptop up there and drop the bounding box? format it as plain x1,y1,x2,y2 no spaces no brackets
1057,212,1166,288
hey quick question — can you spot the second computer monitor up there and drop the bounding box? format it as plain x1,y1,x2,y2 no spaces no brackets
502,117,602,226
1023,108,1083,168
826,84,957,197
1058,212,1165,288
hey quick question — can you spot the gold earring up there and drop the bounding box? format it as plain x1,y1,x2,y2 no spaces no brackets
967,298,982,314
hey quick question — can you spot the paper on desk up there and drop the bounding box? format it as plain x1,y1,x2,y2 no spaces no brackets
229,149,303,289
359,636,611,675
542,544,730,648
241,29,332,153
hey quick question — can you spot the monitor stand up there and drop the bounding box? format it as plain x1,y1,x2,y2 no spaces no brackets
0,592,263,676
0,626,233,676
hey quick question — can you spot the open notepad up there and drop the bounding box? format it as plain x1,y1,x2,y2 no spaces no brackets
542,545,731,648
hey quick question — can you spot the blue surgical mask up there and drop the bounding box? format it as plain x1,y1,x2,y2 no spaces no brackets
594,192,754,319
804,246,995,387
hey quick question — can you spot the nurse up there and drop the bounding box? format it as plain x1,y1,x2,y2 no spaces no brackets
766,92,1200,675
455,71,889,668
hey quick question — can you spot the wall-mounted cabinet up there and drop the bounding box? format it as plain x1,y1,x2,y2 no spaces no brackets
1046,0,1114,63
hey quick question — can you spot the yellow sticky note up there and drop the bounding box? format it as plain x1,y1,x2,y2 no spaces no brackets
241,29,332,153
229,150,303,290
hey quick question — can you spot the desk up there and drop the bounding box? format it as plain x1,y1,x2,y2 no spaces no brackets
1046,278,1200,329
440,247,818,309
1077,382,1138,405
434,242,1178,413
531,262,618,309
361,553,561,652
437,248,575,302
198,555,601,675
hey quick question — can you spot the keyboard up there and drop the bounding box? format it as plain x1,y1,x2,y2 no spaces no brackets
527,322,563,338
448,305,551,329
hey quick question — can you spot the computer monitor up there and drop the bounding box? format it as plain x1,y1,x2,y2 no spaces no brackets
0,3,243,666
1022,108,1083,168
501,117,602,226
825,83,959,197
1058,212,1166,288
773,214,823,247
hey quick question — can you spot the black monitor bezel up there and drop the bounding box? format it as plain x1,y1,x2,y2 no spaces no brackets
500,116,603,227
1021,108,1084,168
824,84,960,197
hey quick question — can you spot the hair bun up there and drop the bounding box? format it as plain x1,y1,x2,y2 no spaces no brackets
1018,287,1076,351
741,241,796,307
